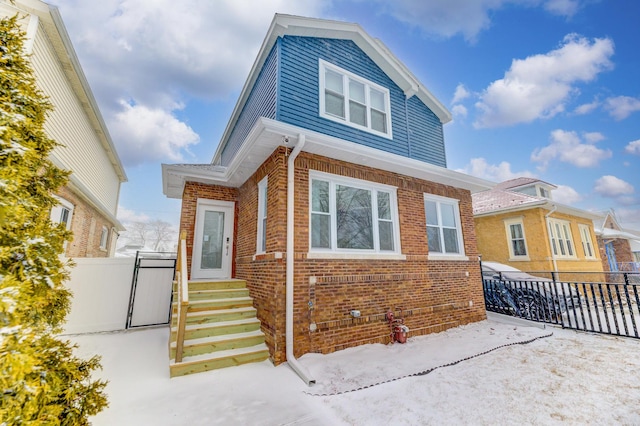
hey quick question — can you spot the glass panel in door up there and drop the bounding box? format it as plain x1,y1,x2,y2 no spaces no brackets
201,211,224,270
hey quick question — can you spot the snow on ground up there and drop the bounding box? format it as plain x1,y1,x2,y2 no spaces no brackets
67,314,640,425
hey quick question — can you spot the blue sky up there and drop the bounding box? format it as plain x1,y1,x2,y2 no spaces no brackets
51,0,640,230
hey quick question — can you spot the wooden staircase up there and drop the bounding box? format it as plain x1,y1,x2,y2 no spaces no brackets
169,279,270,377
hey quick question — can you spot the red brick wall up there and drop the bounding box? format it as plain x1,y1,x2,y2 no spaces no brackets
179,148,486,363
55,186,115,258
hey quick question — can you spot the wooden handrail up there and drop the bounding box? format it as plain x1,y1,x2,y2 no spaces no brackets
174,231,189,363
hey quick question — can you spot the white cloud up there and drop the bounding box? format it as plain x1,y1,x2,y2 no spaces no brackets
625,140,640,155
594,175,634,197
452,104,468,118
605,96,640,120
553,184,582,204
616,208,640,229
474,34,614,128
110,102,200,166
573,100,599,115
362,0,583,42
543,0,580,17
117,206,151,223
52,0,330,165
452,83,471,103
531,129,612,169
583,131,605,143
456,157,536,183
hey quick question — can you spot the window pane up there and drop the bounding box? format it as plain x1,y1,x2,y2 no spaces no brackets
513,239,526,256
261,218,267,252
325,92,345,118
336,185,373,249
379,221,394,251
325,69,343,93
427,226,442,253
370,88,385,111
370,109,386,133
312,180,329,213
349,101,367,126
60,208,70,225
377,192,391,220
510,224,523,239
443,228,459,253
440,203,455,227
349,80,365,103
311,214,330,248
425,200,438,226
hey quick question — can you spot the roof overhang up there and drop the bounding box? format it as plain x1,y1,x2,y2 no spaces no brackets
163,118,494,199
595,227,640,240
211,14,451,166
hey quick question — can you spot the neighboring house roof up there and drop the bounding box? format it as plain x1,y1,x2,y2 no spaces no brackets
473,179,601,220
163,118,494,198
211,14,452,168
593,210,640,242
495,177,557,191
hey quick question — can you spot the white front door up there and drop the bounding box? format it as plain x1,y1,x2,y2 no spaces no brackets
191,199,234,280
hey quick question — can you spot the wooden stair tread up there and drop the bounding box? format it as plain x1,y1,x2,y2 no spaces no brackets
170,330,265,348
186,306,256,317
171,317,260,332
170,343,269,365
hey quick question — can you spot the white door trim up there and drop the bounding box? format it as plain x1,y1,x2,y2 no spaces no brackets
191,199,235,280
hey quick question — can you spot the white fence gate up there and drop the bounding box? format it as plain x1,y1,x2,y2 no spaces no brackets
63,253,175,335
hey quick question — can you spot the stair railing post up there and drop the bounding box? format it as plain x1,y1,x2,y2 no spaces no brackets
175,231,189,363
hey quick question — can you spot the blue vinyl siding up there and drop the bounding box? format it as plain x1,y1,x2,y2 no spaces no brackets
220,43,279,166
277,36,446,167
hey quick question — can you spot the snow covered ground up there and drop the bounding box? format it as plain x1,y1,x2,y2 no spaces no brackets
67,313,640,425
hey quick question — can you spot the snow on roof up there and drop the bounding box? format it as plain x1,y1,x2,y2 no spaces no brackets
472,188,544,215
495,177,556,191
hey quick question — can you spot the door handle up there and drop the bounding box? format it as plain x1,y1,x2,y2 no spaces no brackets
225,237,230,255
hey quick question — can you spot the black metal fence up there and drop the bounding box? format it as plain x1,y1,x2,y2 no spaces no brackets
482,271,640,339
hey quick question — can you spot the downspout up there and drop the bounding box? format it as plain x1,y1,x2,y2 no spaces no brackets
545,204,558,273
286,133,315,385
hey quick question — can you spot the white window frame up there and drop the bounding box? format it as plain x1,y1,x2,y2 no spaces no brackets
256,176,268,254
504,217,529,260
578,224,596,259
424,194,467,260
309,171,401,256
319,59,392,139
548,218,576,259
50,196,74,231
99,226,109,250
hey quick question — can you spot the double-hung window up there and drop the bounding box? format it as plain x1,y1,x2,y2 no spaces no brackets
578,224,595,259
99,226,109,250
548,219,576,259
310,172,399,254
50,196,73,231
319,60,392,138
256,177,268,254
424,194,465,257
504,218,528,259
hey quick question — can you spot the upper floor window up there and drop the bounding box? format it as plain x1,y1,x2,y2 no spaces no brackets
424,194,465,257
548,218,576,259
504,218,528,260
319,60,392,139
578,224,595,259
256,177,268,254
310,172,400,254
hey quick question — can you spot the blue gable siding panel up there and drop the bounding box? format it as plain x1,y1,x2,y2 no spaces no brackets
220,42,279,166
277,36,446,166
406,96,447,167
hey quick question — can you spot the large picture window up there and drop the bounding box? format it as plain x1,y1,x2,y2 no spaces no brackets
424,194,465,257
548,218,576,259
504,218,528,259
310,172,399,253
319,60,392,138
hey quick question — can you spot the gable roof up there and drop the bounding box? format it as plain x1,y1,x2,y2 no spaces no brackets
211,14,451,166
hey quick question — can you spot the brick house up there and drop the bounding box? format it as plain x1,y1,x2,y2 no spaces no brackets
473,178,604,277
2,0,127,257
594,210,640,273
162,14,493,379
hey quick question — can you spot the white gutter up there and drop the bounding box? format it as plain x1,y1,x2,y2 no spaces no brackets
545,205,558,273
286,133,315,385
